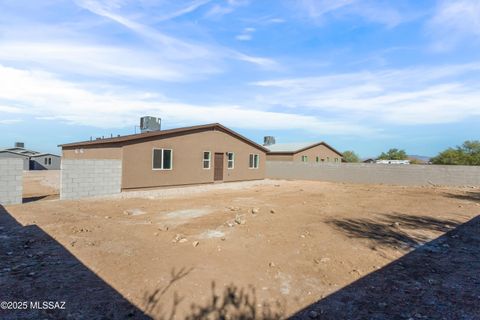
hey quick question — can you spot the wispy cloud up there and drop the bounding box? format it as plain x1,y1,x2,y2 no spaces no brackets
0,119,22,125
296,0,406,28
253,63,480,125
75,0,276,69
427,0,480,51
0,64,373,136
205,0,250,18
235,27,255,41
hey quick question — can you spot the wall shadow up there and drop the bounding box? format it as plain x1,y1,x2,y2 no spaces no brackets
290,215,480,319
327,212,460,250
0,205,151,319
444,191,480,203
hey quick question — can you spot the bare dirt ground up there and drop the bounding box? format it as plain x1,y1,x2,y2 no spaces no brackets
22,170,60,202
1,172,479,319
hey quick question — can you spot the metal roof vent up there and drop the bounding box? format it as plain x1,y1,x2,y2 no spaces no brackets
140,116,161,133
263,136,276,146
14,142,25,148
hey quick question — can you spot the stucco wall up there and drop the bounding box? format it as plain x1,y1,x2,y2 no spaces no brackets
0,158,23,205
266,161,480,187
61,159,122,199
292,144,342,163
121,130,266,189
62,146,122,160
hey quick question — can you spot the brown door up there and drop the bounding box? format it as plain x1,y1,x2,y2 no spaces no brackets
214,153,224,181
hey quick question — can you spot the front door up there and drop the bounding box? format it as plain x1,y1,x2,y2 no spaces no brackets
214,153,224,181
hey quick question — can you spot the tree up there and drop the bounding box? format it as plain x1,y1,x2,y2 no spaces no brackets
342,150,360,163
431,140,480,165
377,148,407,160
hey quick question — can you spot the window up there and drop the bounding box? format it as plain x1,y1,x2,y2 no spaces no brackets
227,152,235,169
48,158,52,165
203,151,211,169
334,158,339,162
301,155,308,162
327,157,330,162
153,149,173,170
249,154,259,169
316,156,319,163
44,158,48,165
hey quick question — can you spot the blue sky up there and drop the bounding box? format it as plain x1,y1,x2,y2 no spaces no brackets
0,0,479,157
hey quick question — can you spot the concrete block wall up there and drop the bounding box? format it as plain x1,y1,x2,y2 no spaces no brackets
266,161,480,187
0,158,23,205
61,159,122,200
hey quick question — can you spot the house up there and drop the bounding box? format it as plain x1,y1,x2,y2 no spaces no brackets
264,136,343,163
59,122,268,190
0,143,61,170
362,158,376,163
29,153,62,170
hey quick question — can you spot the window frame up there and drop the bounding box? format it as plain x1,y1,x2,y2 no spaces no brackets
48,157,52,165
301,155,308,162
227,152,235,169
249,153,260,169
203,151,211,170
152,148,173,171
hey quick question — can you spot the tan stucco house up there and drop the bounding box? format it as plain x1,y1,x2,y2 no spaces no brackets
60,123,268,190
265,141,343,163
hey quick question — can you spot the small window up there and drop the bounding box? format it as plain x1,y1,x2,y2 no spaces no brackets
316,156,319,163
48,158,52,165
153,149,173,170
334,158,339,162
301,155,308,162
249,154,259,169
203,151,211,169
227,152,235,169
327,157,330,162
44,158,48,165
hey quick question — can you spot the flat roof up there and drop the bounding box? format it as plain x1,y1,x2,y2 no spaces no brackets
59,123,269,152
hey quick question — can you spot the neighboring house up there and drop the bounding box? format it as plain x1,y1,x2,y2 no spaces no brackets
363,158,376,163
264,138,343,163
0,150,30,170
30,153,61,170
59,123,268,190
0,143,61,170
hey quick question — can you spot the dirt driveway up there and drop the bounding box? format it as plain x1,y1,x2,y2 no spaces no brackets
1,178,479,319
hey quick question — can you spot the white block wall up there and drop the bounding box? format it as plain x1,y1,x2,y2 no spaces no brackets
0,158,23,205
61,159,122,200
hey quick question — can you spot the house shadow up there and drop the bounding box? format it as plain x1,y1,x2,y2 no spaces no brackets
290,215,480,319
0,205,151,320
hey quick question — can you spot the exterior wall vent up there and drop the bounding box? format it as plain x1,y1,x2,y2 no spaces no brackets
140,116,161,133
263,136,276,146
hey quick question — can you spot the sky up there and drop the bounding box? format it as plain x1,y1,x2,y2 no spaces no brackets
0,0,479,157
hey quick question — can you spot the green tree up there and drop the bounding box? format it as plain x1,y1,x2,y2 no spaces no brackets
377,148,407,160
431,140,480,165
342,150,360,163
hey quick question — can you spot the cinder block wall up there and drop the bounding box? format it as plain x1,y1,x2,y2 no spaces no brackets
266,161,480,187
0,159,23,205
61,159,122,200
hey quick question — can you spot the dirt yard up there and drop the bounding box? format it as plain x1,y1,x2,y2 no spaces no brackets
1,172,479,319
